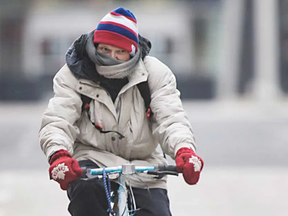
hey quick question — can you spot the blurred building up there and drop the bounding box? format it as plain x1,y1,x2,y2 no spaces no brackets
0,0,287,101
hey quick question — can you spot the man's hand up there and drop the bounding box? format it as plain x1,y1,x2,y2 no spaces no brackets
175,147,204,185
49,150,83,190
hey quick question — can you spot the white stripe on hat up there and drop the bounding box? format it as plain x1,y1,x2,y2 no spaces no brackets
100,13,138,35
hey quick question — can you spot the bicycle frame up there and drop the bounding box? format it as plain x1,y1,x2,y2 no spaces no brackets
89,165,156,216
87,164,178,216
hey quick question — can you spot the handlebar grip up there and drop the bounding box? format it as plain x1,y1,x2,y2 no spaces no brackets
158,164,179,173
147,170,179,176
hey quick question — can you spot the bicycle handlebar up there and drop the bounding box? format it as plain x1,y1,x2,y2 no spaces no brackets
82,164,179,178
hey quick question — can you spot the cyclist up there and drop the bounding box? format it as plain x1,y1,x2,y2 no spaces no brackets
39,7,204,216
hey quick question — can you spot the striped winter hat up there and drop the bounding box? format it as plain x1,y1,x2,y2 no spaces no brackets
94,7,139,56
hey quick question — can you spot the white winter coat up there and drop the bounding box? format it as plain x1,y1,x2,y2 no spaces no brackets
39,56,196,189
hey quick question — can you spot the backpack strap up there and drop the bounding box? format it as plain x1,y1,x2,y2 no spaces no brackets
137,81,153,118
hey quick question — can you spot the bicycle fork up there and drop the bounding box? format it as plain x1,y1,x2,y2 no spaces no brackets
117,174,129,216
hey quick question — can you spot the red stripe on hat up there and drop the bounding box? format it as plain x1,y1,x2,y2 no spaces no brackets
99,21,138,37
94,30,138,53
110,11,137,23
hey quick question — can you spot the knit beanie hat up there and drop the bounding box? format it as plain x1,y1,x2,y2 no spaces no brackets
94,7,139,56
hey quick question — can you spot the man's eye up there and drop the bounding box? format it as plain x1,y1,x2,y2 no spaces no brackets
100,47,109,52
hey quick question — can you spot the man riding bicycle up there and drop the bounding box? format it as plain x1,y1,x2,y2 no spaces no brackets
39,7,204,216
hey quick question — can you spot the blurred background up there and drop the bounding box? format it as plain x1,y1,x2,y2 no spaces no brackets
0,0,288,215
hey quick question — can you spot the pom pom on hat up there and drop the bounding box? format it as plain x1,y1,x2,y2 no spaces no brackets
94,7,139,56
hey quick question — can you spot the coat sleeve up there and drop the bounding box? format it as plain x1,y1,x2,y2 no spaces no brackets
39,64,82,161
144,57,196,159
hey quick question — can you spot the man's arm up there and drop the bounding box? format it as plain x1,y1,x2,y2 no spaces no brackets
144,56,196,158
144,56,204,185
39,64,82,161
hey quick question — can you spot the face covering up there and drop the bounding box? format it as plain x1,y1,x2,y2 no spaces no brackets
86,36,141,79
94,49,140,79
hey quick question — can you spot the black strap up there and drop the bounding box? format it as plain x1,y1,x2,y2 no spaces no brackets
136,81,151,112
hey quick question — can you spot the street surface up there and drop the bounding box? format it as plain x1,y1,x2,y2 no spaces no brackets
0,99,288,216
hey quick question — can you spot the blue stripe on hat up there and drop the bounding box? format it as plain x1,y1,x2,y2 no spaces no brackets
96,23,139,44
112,7,137,22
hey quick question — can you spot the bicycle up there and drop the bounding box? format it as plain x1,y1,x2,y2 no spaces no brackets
81,164,179,216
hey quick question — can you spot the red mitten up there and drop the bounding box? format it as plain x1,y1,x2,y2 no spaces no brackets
175,147,204,185
49,150,83,190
